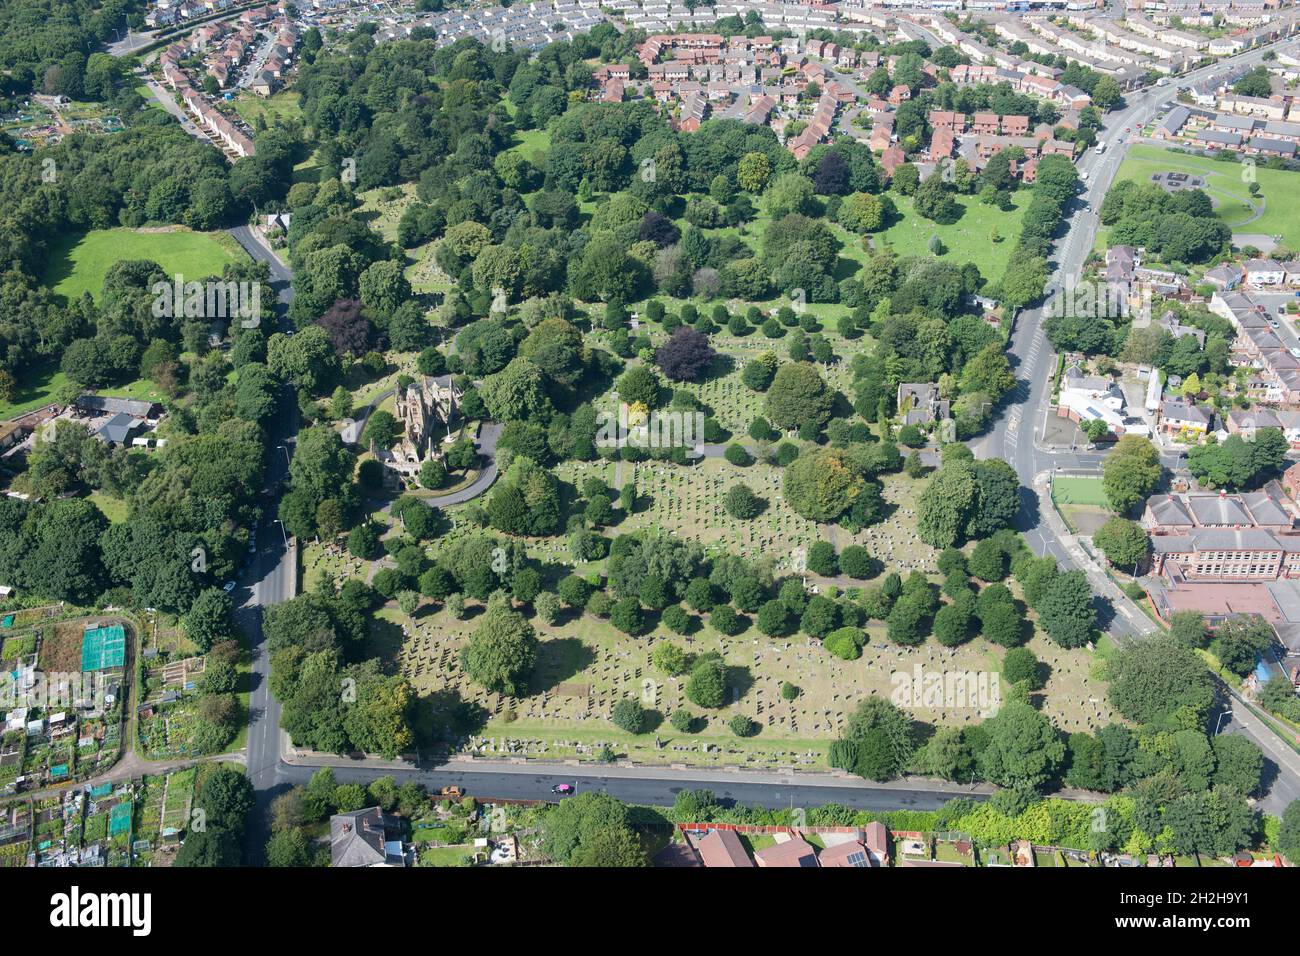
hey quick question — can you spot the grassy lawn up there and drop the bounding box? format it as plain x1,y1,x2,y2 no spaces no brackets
231,90,302,127
507,126,551,162
88,492,129,524
873,189,1031,278
0,362,67,418
42,227,245,303
1050,476,1109,506
1102,144,1300,248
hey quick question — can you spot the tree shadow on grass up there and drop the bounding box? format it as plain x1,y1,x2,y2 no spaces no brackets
529,637,596,694
726,664,755,703
363,614,405,665
412,687,490,749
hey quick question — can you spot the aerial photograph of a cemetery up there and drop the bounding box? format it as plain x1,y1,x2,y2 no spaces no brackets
8,0,1300,875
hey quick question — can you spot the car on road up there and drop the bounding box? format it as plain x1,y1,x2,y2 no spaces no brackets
1270,319,1280,328
438,786,464,799
1289,348,1300,358
551,783,575,795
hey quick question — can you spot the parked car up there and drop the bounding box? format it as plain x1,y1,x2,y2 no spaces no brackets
222,581,236,593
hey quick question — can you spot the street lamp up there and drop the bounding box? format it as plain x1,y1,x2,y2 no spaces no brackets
272,518,288,547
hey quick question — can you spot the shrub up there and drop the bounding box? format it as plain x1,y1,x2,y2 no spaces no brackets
729,714,759,737
670,709,698,733
824,626,865,660
612,698,648,734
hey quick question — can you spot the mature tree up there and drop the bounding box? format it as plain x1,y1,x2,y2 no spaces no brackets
1093,517,1148,570
1108,635,1215,728
917,460,978,548
655,326,716,382
685,652,727,708
977,701,1065,793
1101,436,1161,514
1035,570,1095,648
1211,614,1273,678
764,363,833,432
540,792,647,867
461,599,539,695
830,697,916,782
783,447,864,522
185,588,234,652
611,697,648,734
1213,734,1264,796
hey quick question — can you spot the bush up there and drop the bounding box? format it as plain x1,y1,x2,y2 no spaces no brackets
724,443,753,466
611,698,648,734
824,626,865,660
670,709,698,733
780,681,800,701
729,714,759,737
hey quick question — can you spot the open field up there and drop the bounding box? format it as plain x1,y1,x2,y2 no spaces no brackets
42,227,245,303
874,189,1031,278
231,90,302,127
1103,144,1300,249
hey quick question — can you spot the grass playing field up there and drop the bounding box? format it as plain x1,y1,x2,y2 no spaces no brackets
42,227,244,303
1102,144,1300,249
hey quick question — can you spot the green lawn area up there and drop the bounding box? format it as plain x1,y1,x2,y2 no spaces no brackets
88,493,129,524
1050,476,1109,506
0,362,67,419
231,90,302,127
507,126,551,161
873,188,1031,278
42,227,245,303
1102,144,1300,249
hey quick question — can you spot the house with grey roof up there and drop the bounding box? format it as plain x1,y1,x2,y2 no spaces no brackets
896,383,950,427
330,807,408,867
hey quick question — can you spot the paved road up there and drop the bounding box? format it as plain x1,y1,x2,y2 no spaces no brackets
969,43,1300,813
277,759,991,812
